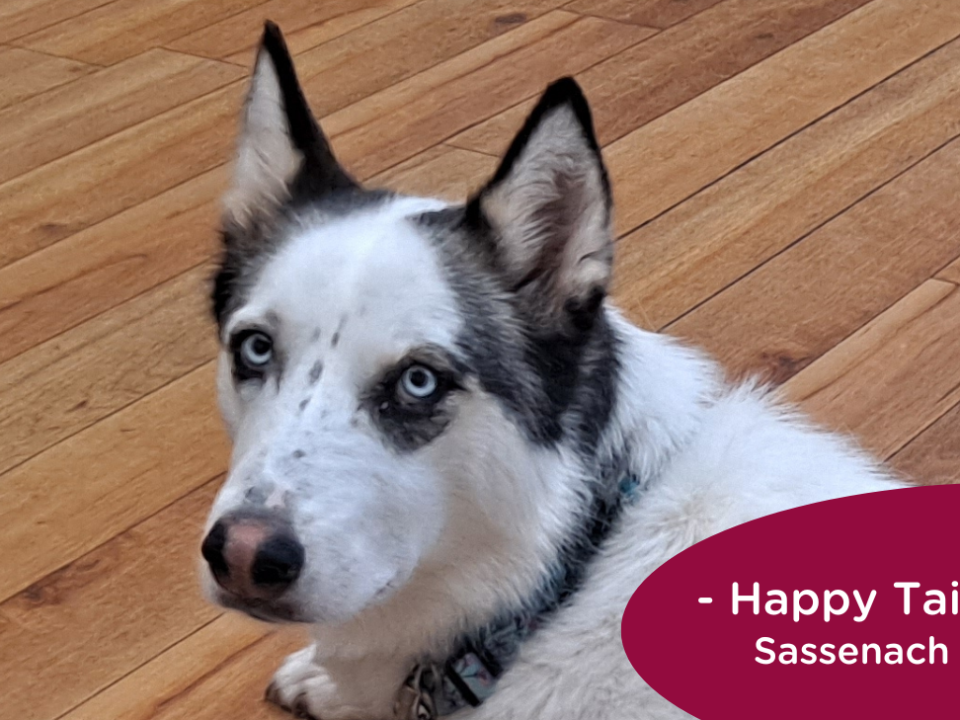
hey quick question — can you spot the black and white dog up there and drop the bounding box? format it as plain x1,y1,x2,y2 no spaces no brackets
199,23,903,720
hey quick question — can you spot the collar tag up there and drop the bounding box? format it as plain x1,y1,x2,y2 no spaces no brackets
395,664,438,720
396,653,500,719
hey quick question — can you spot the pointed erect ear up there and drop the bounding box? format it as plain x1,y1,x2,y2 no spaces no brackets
224,21,356,223
468,77,613,329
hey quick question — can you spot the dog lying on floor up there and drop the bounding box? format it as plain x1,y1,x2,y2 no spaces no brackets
198,22,904,720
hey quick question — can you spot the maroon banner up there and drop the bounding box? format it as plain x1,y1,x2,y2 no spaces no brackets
621,484,959,719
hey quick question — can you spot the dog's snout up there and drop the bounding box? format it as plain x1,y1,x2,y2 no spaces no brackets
202,516,304,600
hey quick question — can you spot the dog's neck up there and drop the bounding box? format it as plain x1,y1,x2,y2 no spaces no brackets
308,308,716,697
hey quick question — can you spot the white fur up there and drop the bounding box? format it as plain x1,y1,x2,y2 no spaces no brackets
205,191,904,719
223,49,302,223
481,107,611,299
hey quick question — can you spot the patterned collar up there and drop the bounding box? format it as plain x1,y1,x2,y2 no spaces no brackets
394,473,642,719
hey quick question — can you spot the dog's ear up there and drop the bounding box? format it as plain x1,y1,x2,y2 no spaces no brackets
468,78,612,329
224,21,356,223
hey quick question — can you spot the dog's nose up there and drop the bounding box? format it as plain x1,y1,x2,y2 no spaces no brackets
201,516,304,599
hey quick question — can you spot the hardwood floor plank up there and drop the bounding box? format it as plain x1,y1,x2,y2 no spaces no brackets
369,145,499,199
0,166,224,363
65,626,302,720
779,280,960,459
0,266,217,476
169,0,422,64
0,482,222,720
449,0,874,156
564,0,723,29
662,139,960,385
228,0,584,116
0,82,243,269
613,36,960,330
0,0,114,44
0,46,93,110
783,282,957,413
891,402,960,484
321,11,655,179
0,49,243,185
606,0,960,237
15,0,266,65
0,361,228,601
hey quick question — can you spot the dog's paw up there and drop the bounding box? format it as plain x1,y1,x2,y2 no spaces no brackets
265,645,340,720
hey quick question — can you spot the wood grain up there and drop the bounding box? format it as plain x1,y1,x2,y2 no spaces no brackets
16,0,266,65
891,402,960,484
449,0,874,156
0,46,92,110
0,0,114,44
169,0,419,63
781,280,960,459
606,0,960,236
612,35,960,330
65,625,303,720
938,256,960,284
564,0,722,28
0,362,228,601
0,49,243,184
0,266,217,476
0,482,221,720
782,281,955,411
0,82,243,269
322,11,654,179
664,139,960,384
369,145,499,199
281,1,618,119
0,166,225,363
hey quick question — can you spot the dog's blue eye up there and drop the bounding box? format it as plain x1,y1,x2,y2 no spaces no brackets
239,332,273,368
399,365,438,400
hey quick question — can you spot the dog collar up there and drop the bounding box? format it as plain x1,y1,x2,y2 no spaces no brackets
394,473,642,719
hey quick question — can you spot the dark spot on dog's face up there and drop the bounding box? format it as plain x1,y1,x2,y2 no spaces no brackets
299,397,310,412
292,449,306,460
331,317,346,349
308,360,323,384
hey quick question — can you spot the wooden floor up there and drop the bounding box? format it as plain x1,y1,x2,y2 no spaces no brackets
2,0,960,717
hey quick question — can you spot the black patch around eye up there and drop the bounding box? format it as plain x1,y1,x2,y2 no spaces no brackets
364,361,461,452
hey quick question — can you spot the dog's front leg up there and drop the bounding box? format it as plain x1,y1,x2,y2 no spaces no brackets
266,644,407,720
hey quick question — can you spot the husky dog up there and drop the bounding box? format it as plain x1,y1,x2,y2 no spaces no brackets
200,22,904,720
